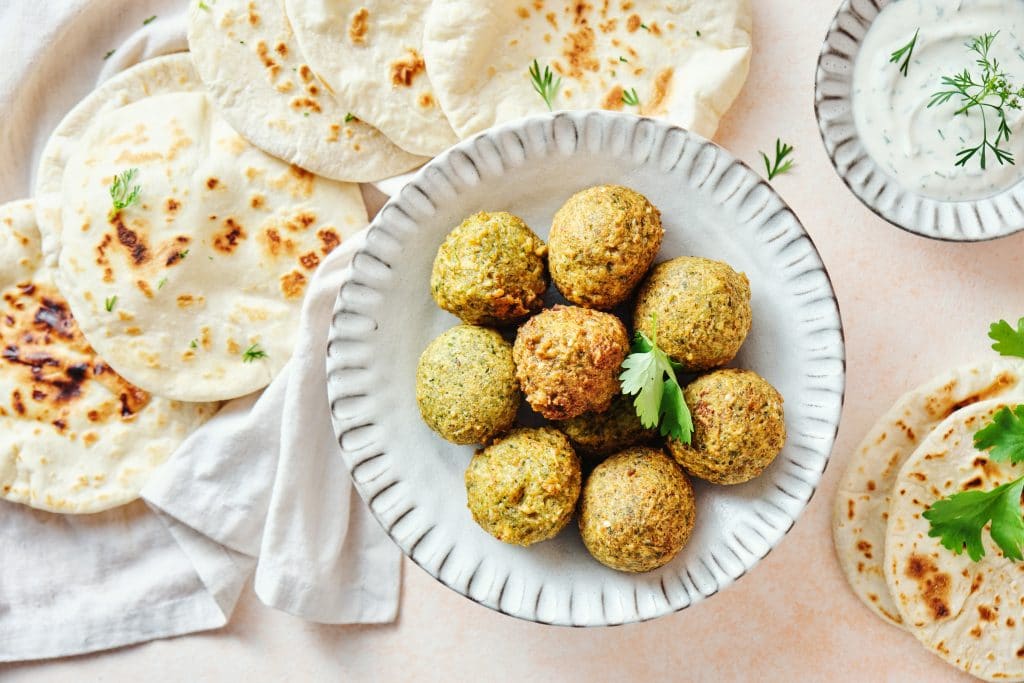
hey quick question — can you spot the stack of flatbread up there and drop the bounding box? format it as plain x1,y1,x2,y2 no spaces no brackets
3,0,754,516
834,359,1024,681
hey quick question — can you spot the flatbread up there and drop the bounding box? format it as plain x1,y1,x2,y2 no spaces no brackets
35,54,204,268
285,0,459,156
422,0,752,140
886,399,1024,682
187,0,427,182
834,359,1024,627
0,199,218,514
55,90,368,402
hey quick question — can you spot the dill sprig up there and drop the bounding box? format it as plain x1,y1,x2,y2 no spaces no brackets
928,32,1024,170
760,139,795,180
528,59,562,111
108,168,141,220
621,88,640,107
242,343,267,362
889,28,919,77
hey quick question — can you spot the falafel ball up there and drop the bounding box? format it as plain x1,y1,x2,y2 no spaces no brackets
561,393,658,458
513,305,629,420
633,256,752,372
667,369,786,485
416,325,520,445
579,447,696,573
548,185,664,310
430,211,547,325
465,427,582,546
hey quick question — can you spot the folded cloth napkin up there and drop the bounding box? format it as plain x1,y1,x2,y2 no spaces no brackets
0,0,400,662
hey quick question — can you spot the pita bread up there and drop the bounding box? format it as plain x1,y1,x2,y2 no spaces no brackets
35,54,204,268
285,0,459,157
422,0,752,140
55,90,367,402
834,359,1024,627
886,400,1024,682
0,199,218,514
187,0,427,182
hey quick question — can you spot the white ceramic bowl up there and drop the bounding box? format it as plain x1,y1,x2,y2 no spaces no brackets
815,0,1024,241
326,111,845,626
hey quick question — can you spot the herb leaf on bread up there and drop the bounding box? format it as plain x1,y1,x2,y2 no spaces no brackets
924,475,1024,561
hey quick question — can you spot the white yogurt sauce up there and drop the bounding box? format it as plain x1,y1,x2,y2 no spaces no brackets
852,0,1024,201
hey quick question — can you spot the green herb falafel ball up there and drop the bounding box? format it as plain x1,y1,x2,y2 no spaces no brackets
430,211,547,325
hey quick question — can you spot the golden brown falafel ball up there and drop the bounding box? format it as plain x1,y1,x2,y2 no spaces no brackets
513,305,629,420
579,446,696,573
430,211,547,325
416,325,520,445
561,393,658,458
465,427,582,546
667,369,786,485
633,256,752,372
548,185,664,310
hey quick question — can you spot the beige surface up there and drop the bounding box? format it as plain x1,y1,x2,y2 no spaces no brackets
3,0,1021,679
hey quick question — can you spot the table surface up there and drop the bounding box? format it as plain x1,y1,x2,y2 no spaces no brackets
5,0,1019,680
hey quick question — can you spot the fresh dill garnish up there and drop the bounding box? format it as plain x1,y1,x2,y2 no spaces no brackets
344,112,355,122
242,343,267,362
143,15,157,25
619,56,628,63
198,1,211,10
108,168,141,220
621,88,640,107
157,277,168,289
640,23,649,31
760,139,796,180
179,249,190,259
104,49,116,60
889,28,919,77
928,32,1024,170
104,296,117,312
189,339,198,349
528,59,562,111
696,30,702,37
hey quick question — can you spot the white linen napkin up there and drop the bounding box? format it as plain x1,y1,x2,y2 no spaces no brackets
0,0,401,662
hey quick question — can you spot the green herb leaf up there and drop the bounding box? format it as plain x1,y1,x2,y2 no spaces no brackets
990,318,1024,358
198,1,211,10
621,87,640,107
103,49,116,60
928,32,1024,170
528,59,562,111
975,405,1024,464
242,343,267,362
924,475,1024,561
190,339,198,349
143,15,157,25
157,277,168,290
104,296,117,312
760,139,795,180
889,28,919,77
619,318,693,443
344,112,355,122
108,168,141,220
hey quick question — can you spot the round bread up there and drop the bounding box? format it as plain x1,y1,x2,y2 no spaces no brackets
667,369,785,485
464,427,581,546
634,256,752,372
579,446,695,573
187,0,426,183
55,89,367,402
513,305,629,421
423,0,752,140
886,400,1024,682
35,54,204,268
548,185,663,310
561,393,657,458
834,359,1024,627
416,325,520,445
0,199,218,514
430,211,547,325
285,0,458,156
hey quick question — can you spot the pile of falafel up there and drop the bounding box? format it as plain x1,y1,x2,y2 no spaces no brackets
416,185,786,574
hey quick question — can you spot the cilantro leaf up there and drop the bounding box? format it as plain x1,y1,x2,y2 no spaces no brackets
990,318,1024,358
619,322,693,444
975,405,1024,464
924,475,1024,561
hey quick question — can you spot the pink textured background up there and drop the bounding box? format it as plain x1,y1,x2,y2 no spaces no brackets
5,0,1023,680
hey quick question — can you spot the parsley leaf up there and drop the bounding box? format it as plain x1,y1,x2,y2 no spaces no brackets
619,317,693,443
924,475,1024,561
975,405,1024,464
990,318,1024,358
